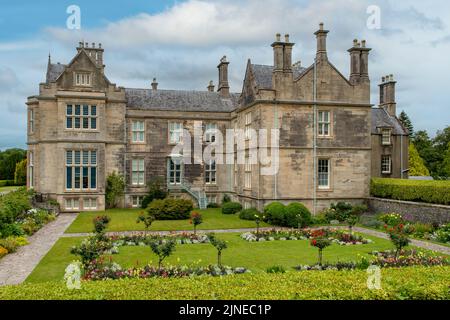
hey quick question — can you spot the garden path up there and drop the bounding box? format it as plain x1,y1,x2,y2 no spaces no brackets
0,213,78,286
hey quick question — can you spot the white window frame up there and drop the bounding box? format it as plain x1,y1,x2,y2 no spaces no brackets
66,150,97,191
318,159,330,189
132,120,145,143
29,109,34,133
29,152,34,188
65,198,80,211
131,159,145,186
66,104,97,130
132,196,144,208
205,160,217,185
168,158,183,185
244,157,252,189
245,112,252,140
381,155,392,174
244,201,251,210
205,123,217,143
83,198,97,210
381,129,391,145
168,122,183,144
74,72,92,87
318,111,331,137
234,161,238,188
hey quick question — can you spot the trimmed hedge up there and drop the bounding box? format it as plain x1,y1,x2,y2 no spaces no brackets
1,267,449,300
264,202,286,226
145,198,193,220
285,203,312,228
371,178,450,205
222,202,242,215
239,208,262,221
0,180,16,188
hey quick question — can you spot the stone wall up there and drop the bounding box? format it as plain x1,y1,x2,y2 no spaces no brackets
367,197,450,224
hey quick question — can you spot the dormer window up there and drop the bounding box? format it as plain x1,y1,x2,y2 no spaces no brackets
74,72,91,86
381,129,391,145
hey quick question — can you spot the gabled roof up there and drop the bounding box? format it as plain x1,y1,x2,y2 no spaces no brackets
250,64,307,89
371,108,408,135
46,63,66,83
125,88,239,112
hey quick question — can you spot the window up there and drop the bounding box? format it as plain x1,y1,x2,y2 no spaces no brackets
207,195,217,204
83,198,97,210
169,122,183,144
318,159,330,189
65,198,80,210
66,104,97,130
318,111,331,136
66,150,97,190
244,201,251,210
205,123,217,143
381,129,391,145
132,120,145,143
29,109,34,133
131,159,145,186
244,157,251,189
234,161,238,188
168,159,182,185
29,152,34,188
381,155,391,174
74,72,91,86
245,112,252,140
205,160,216,184
132,196,144,208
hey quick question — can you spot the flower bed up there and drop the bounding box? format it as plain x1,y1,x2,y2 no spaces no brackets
371,249,449,268
240,228,372,245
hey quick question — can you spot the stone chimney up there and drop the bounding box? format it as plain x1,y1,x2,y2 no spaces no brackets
207,80,215,92
151,78,158,91
348,39,361,84
217,56,230,97
314,23,329,61
379,74,397,116
359,40,371,83
271,33,295,99
77,41,104,69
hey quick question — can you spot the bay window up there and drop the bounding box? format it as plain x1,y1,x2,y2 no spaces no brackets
66,150,97,190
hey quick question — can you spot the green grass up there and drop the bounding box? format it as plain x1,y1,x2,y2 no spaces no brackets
0,186,18,193
65,208,268,233
27,232,398,283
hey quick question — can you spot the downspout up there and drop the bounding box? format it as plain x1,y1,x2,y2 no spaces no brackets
274,104,278,200
400,134,403,179
313,58,318,215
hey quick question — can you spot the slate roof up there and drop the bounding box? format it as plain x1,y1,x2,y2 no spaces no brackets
125,88,240,112
371,108,408,135
250,64,307,89
46,63,66,82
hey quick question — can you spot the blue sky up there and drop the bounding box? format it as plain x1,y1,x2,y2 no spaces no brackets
1,0,450,149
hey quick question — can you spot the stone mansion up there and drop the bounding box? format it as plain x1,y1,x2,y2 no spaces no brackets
26,23,408,213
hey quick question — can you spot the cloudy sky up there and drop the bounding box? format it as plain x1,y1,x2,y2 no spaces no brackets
1,0,449,149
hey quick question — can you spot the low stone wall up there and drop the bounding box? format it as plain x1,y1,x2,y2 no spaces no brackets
366,197,450,224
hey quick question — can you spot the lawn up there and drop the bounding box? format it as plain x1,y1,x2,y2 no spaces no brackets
65,208,268,233
26,232,398,283
0,186,18,193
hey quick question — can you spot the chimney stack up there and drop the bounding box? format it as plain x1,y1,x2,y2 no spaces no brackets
379,74,397,116
207,80,215,92
359,40,370,82
217,56,230,97
77,41,105,69
314,22,329,61
348,38,371,85
271,32,295,98
151,78,158,91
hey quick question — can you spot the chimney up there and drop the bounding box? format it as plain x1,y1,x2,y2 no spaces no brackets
271,33,295,99
151,78,158,91
217,56,230,97
272,33,283,71
359,39,371,83
283,34,294,73
314,23,329,61
379,74,397,116
77,41,105,69
348,39,361,84
207,80,215,92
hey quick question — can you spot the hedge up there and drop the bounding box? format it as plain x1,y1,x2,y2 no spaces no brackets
0,266,448,300
222,202,242,215
371,178,450,205
0,180,16,188
145,198,193,220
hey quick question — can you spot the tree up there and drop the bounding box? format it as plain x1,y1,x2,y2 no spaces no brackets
408,143,430,176
141,176,168,209
433,126,450,178
412,130,436,174
190,211,203,235
398,110,414,138
207,233,228,267
14,159,27,186
136,211,155,230
440,142,450,178
0,149,26,180
105,172,125,208
149,239,176,271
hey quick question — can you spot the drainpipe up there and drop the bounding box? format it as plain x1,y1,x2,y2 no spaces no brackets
400,134,403,179
313,58,318,215
274,104,278,199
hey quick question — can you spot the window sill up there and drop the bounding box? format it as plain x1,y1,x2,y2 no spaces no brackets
317,187,333,192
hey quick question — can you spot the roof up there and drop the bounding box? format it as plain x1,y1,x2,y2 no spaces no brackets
371,108,408,135
250,64,307,89
46,63,66,82
125,88,239,112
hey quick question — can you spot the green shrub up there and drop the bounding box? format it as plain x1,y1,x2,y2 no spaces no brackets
0,237,20,253
146,198,193,220
285,202,312,228
371,178,450,205
141,177,168,209
14,159,27,186
105,172,125,209
264,202,286,226
412,223,434,238
0,187,32,225
222,194,231,204
266,265,286,274
0,223,24,238
378,213,403,226
0,180,15,188
206,202,220,208
221,202,242,215
238,208,261,220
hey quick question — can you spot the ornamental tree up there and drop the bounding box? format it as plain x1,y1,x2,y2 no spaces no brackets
207,233,228,267
386,224,410,258
309,229,332,266
149,239,176,271
190,211,203,235
136,211,155,230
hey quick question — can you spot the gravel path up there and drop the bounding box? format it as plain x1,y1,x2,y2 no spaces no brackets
0,214,78,286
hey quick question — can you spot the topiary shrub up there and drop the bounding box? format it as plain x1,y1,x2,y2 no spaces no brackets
285,202,312,228
146,198,193,220
239,208,262,221
222,202,242,215
264,202,286,226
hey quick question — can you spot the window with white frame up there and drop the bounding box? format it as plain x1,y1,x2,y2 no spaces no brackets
65,198,80,210
66,105,97,130
381,155,392,174
131,159,145,186
381,129,391,145
29,109,34,133
29,152,34,188
132,196,144,208
168,158,182,185
83,198,97,210
205,123,217,143
318,159,330,189
244,157,251,189
132,120,145,143
244,201,251,210
207,195,217,204
74,72,91,86
318,111,331,136
168,122,183,144
245,112,252,140
205,160,216,184
66,150,97,190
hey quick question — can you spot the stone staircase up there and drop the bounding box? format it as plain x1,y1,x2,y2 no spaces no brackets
169,180,208,209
